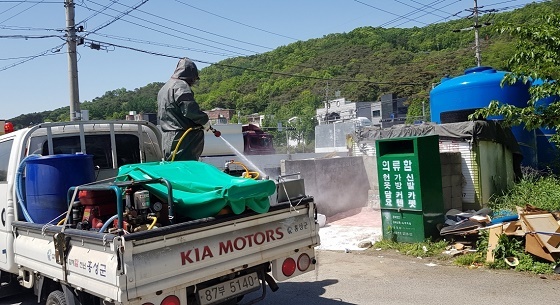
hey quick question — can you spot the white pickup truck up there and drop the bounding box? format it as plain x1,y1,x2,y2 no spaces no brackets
0,120,319,305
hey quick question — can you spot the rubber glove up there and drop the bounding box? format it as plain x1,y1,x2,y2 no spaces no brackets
202,121,211,131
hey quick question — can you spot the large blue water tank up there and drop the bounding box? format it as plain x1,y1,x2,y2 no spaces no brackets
25,154,95,224
534,93,559,172
430,66,536,167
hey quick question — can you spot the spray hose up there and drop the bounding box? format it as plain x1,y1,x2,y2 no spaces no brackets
228,161,260,179
171,127,193,161
171,125,222,161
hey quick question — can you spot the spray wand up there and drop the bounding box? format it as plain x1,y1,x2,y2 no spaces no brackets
209,126,221,137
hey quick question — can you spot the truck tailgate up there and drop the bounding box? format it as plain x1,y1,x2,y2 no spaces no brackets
123,203,318,300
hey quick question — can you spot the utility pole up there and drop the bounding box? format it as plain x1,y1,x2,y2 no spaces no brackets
453,0,494,67
65,0,81,121
473,0,481,67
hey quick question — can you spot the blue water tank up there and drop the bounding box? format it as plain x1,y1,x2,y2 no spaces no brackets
534,92,559,172
430,66,536,167
25,154,95,224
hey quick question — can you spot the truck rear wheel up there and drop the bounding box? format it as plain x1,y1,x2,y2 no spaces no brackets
46,290,67,305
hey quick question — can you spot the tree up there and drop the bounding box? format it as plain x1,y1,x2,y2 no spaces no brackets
471,14,560,144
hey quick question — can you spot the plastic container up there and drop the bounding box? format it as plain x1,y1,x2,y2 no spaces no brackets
430,66,537,167
25,154,95,224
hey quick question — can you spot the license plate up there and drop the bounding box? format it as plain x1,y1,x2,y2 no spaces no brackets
198,273,261,305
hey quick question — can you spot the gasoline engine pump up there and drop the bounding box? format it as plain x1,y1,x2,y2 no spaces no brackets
73,187,168,233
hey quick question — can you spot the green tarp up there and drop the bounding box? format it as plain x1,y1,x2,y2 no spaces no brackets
117,161,276,219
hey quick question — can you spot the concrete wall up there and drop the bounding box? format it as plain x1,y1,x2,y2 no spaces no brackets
201,152,347,180
281,156,371,217
202,150,469,218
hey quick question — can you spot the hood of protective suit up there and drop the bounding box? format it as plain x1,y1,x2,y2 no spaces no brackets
172,58,199,80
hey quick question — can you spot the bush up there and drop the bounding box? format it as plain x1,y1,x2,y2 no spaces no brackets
488,171,560,213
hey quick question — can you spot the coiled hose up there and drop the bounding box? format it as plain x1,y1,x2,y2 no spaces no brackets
15,155,41,223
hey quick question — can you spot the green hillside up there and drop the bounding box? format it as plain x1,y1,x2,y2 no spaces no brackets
9,0,560,148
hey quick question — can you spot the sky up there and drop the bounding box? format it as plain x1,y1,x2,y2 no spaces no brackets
0,0,542,120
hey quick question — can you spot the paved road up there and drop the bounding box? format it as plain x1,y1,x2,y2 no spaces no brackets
7,249,560,305
249,249,560,305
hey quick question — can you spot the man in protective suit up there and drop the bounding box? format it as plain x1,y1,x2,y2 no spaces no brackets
157,57,210,161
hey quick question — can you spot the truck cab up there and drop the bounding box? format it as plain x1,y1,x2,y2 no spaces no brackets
242,124,275,155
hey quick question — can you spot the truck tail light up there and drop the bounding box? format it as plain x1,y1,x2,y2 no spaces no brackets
161,295,180,305
297,253,311,271
282,257,296,277
4,122,14,134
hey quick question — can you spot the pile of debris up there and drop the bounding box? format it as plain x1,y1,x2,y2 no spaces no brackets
440,205,560,264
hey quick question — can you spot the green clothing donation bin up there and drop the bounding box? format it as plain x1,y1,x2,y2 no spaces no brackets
376,135,444,243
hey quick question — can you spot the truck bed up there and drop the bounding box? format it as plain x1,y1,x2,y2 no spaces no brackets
12,200,318,303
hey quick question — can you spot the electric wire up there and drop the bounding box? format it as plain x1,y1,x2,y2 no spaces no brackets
77,0,119,26
110,0,272,51
379,0,454,28
76,1,256,56
0,41,66,71
89,32,241,57
84,0,149,36
85,37,425,87
352,0,430,26
392,0,465,28
0,0,47,24
0,0,25,16
0,24,63,31
173,0,300,42
406,0,454,16
0,34,61,38
393,0,448,19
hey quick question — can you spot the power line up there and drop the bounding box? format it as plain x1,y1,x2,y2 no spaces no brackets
109,1,272,51
173,0,300,42
77,0,119,25
0,34,61,38
379,0,453,28
392,0,465,28
86,37,426,87
352,0,430,26
76,1,257,56
406,0,454,16
0,42,65,71
88,32,242,57
0,0,48,24
0,0,26,16
0,24,62,31
393,0,448,19
85,0,149,36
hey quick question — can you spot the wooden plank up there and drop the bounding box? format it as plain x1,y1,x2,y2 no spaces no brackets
486,225,503,263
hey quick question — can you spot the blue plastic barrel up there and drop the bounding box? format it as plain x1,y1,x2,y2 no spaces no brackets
25,154,95,224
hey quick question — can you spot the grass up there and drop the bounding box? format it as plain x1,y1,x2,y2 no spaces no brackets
488,168,560,213
373,239,449,258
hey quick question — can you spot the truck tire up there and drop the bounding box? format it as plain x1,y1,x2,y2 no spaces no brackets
46,290,67,305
